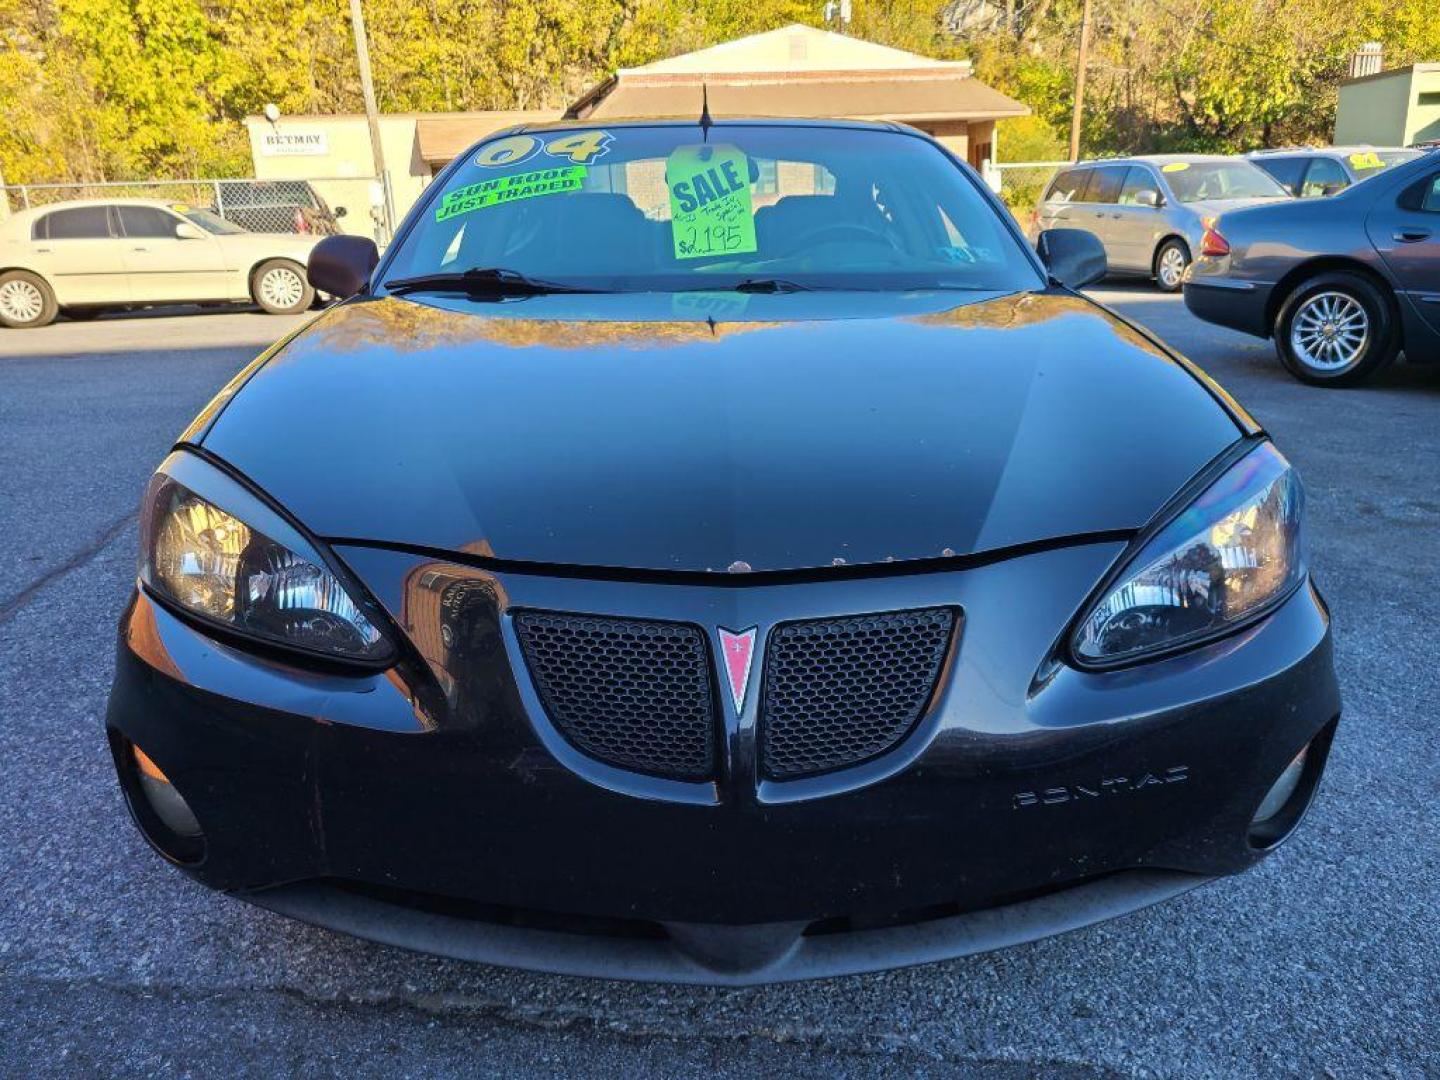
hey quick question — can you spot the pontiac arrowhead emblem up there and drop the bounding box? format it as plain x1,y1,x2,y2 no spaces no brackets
718,627,757,713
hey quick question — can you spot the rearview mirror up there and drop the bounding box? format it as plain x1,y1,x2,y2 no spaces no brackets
174,222,204,240
308,234,379,299
1135,189,1160,208
1036,228,1107,290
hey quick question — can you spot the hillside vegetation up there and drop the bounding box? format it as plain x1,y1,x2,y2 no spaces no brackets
1,0,1435,183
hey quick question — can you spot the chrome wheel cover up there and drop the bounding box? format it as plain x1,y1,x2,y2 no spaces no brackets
1157,246,1187,288
1290,291,1368,372
0,278,45,324
259,266,304,310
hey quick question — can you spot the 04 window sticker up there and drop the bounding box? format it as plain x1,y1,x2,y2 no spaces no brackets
473,130,613,168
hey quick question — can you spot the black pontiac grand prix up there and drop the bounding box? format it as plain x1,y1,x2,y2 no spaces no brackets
105,119,1340,984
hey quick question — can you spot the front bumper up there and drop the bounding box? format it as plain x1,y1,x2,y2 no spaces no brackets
106,541,1340,983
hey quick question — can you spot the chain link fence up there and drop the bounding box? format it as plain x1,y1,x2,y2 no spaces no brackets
1,176,389,241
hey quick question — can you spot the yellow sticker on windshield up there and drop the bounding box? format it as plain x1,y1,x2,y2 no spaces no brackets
1348,151,1383,170
435,165,586,222
1161,163,1190,173
171,204,190,212
667,144,758,261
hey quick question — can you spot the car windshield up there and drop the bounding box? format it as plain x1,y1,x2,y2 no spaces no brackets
178,207,247,235
1161,162,1288,203
382,124,1042,294
1348,149,1422,175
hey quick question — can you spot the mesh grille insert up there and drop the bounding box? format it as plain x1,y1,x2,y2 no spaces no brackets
513,611,718,781
760,608,956,780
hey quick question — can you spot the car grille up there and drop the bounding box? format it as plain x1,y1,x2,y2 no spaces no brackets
759,608,956,780
513,611,718,781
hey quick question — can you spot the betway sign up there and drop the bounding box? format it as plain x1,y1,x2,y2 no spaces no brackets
258,130,329,157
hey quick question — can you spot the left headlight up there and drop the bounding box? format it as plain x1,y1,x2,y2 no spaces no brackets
1073,441,1305,666
140,454,392,663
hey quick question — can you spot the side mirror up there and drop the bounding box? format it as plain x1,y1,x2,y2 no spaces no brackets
333,206,348,219
1135,189,1160,208
308,234,379,299
174,222,205,240
1036,228,1107,290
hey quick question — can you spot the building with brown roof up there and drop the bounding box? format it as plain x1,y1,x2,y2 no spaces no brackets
245,24,1027,236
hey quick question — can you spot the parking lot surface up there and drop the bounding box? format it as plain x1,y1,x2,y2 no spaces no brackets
2,292,1437,1078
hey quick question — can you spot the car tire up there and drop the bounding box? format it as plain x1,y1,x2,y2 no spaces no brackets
1153,239,1190,293
1274,271,1398,387
250,259,314,315
0,270,59,328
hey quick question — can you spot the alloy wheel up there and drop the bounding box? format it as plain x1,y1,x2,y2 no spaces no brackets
259,266,305,311
1290,291,1369,372
1157,246,1187,289
0,278,45,324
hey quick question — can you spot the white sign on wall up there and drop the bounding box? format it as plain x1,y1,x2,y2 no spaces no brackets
259,130,329,157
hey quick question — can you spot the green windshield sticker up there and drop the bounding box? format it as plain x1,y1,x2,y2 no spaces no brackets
435,165,587,223
667,144,757,260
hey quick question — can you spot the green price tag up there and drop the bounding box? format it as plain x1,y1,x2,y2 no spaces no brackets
435,165,587,223
667,144,758,261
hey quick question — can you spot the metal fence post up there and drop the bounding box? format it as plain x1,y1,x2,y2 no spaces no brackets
213,179,224,216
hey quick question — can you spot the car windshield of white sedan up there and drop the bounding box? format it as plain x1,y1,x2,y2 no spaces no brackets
383,126,1042,293
1163,162,1288,203
178,207,247,235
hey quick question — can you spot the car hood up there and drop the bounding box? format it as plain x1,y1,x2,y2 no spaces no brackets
197,290,1242,574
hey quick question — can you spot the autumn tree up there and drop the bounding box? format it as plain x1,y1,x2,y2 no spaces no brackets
3,0,1438,183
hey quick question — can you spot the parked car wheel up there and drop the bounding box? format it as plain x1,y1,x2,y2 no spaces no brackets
251,259,314,315
0,270,58,329
1275,271,1398,386
1153,239,1190,292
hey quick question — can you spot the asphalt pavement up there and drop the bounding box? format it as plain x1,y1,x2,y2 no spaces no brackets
1,291,1437,1078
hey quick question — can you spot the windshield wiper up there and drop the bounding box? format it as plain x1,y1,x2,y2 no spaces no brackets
733,277,812,293
384,267,601,296
678,277,812,294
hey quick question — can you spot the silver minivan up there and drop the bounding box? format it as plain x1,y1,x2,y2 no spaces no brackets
1034,155,1289,291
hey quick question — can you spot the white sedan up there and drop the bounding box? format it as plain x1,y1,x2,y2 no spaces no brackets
0,198,323,327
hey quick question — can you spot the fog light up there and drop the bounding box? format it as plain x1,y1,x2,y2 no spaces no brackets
132,745,202,838
1252,747,1308,825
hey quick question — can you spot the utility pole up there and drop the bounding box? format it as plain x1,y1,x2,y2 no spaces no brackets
348,0,392,240
1068,0,1093,162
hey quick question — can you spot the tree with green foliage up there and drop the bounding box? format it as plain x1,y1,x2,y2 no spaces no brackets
2,0,1438,184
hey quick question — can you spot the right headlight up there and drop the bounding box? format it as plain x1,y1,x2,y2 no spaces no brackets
139,452,393,664
1073,441,1305,665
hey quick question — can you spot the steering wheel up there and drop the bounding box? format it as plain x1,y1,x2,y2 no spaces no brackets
782,221,897,255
